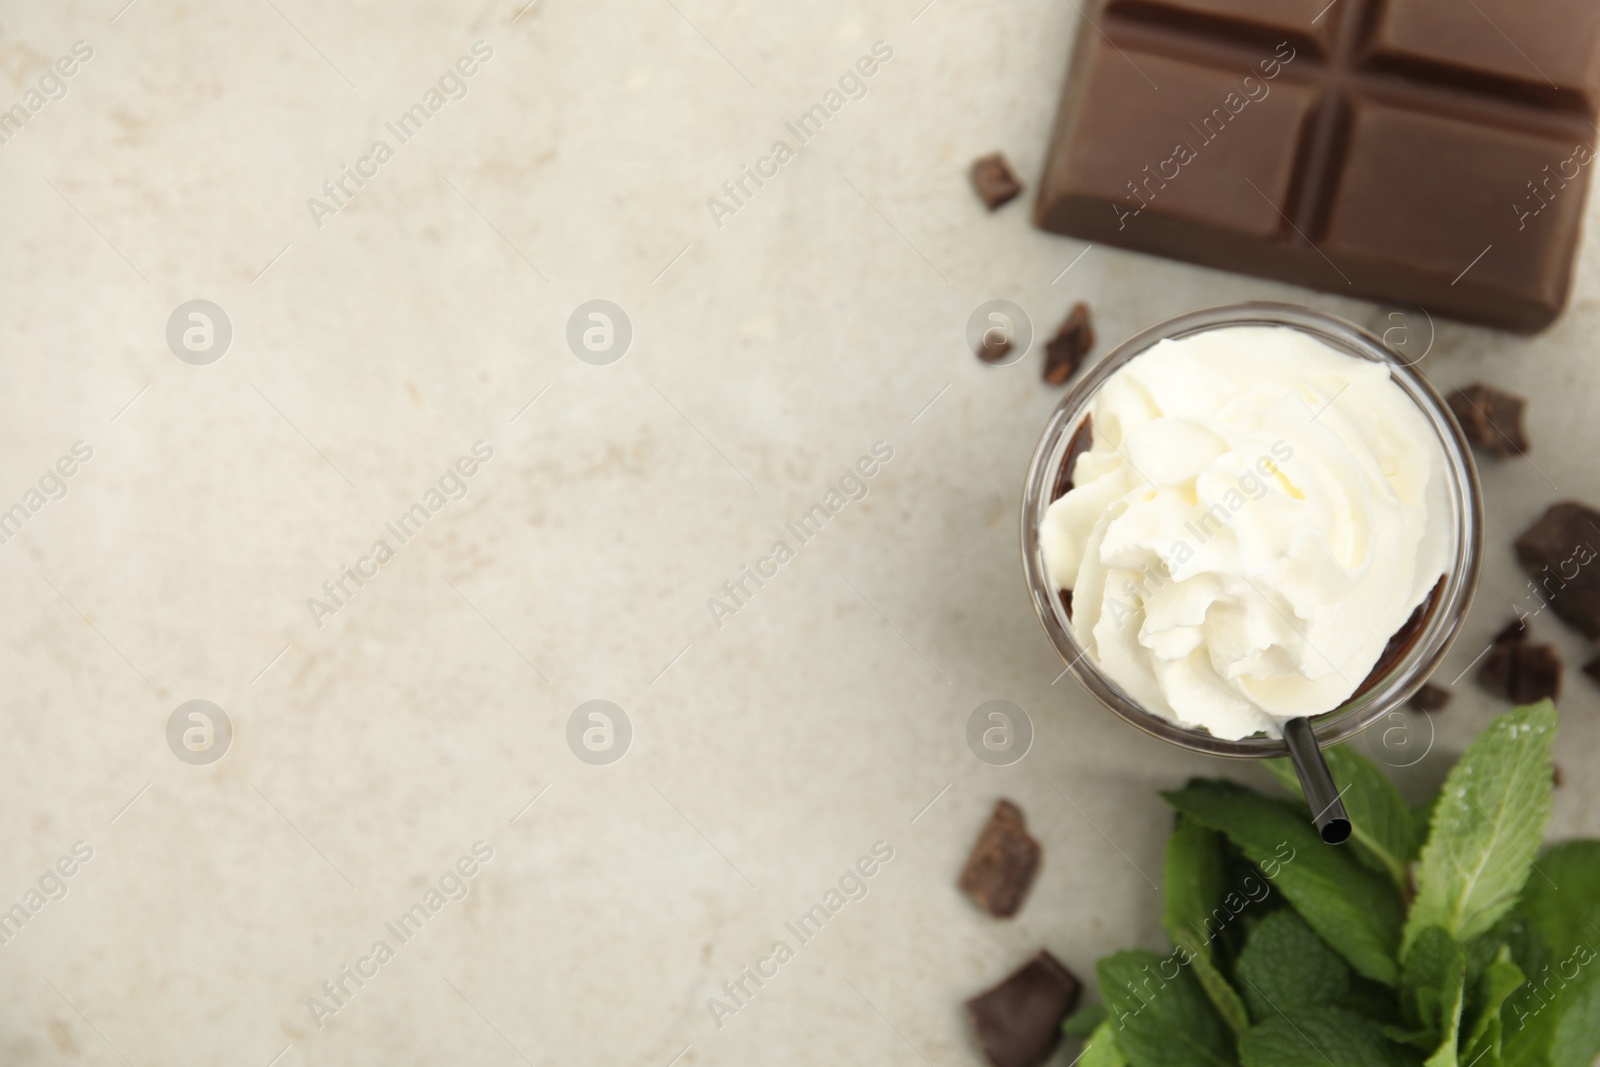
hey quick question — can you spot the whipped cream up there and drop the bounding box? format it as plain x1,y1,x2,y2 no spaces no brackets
1040,325,1450,740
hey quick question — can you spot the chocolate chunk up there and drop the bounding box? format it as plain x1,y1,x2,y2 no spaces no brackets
1584,655,1600,687
1515,503,1600,638
1447,384,1530,457
1043,303,1094,386
1033,0,1600,332
959,799,1043,919
976,334,1014,364
1409,683,1452,712
1058,588,1073,621
965,951,1081,1067
971,153,1024,210
1494,618,1531,645
1554,764,1565,788
1479,641,1562,704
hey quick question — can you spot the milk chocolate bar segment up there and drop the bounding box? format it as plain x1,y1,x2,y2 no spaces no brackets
1036,45,1315,242
1320,101,1587,321
1107,0,1338,56
1367,0,1600,110
1034,0,1600,332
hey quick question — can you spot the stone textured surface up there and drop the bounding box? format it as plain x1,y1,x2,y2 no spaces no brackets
0,1,1597,1064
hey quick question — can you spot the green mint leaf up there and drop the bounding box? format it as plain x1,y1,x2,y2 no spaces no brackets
1464,915,1518,983
1507,965,1600,1067
1263,757,1302,798
1424,1029,1463,1066
1497,841,1600,1067
1500,912,1556,1067
1548,969,1600,1067
1234,910,1351,1021
1424,962,1466,1066
1344,974,1408,1026
1395,926,1467,1066
1383,1024,1438,1051
1503,989,1558,1067
1164,816,1252,1035
1080,1019,1129,1067
1459,947,1522,1067
1459,1034,1505,1067
1402,927,1467,1039
1265,746,1417,891
1239,1006,1424,1067
1414,790,1442,849
1164,779,1404,985
1500,911,1550,992
1517,841,1600,963
1097,950,1238,1067
1407,702,1557,957
1502,944,1600,1067
1064,1003,1109,1038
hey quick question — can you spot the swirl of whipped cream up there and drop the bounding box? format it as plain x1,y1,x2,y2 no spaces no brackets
1039,325,1450,740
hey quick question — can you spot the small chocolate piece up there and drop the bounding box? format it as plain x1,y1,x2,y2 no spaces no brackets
965,951,1081,1067
1409,683,1452,712
971,153,1024,210
1447,384,1530,457
976,334,1014,364
1554,764,1565,788
1058,588,1073,621
1479,641,1563,704
1493,618,1530,645
959,799,1043,919
1515,503,1600,638
1043,303,1094,386
1584,655,1600,687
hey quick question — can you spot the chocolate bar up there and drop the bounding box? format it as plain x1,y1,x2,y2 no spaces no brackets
1035,0,1600,332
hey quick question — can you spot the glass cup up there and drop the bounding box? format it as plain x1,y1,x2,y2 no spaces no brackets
1020,302,1483,758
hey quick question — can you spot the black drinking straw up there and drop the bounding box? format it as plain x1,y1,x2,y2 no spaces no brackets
1283,716,1351,845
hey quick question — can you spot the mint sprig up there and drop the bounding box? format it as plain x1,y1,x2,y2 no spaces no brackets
1063,702,1599,1067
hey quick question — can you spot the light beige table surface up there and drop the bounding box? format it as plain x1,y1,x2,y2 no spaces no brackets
1,1,1596,1064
